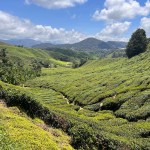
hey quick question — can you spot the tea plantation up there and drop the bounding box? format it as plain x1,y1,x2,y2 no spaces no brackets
0,44,150,149
0,100,73,150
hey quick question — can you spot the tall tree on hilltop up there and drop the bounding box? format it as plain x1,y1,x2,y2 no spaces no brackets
126,29,147,58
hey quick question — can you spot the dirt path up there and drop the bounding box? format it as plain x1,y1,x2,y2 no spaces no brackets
61,93,84,110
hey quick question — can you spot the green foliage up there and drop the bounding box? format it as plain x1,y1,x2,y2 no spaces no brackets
126,29,148,58
68,124,97,149
0,48,41,85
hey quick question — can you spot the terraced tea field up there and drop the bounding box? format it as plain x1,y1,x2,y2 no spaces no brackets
0,46,150,149
0,100,73,150
27,46,150,122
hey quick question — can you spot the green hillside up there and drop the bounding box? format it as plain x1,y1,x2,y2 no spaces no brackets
0,101,73,150
0,44,92,68
0,44,71,67
0,44,150,149
0,44,92,84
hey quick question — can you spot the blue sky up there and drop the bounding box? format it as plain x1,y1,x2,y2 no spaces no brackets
0,0,150,43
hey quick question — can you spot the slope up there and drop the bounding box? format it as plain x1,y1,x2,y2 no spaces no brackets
0,101,73,150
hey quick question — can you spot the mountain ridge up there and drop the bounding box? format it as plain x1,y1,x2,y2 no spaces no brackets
32,37,127,52
1,38,127,52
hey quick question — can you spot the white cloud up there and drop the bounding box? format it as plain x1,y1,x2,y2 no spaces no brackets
0,10,130,43
0,11,86,43
140,17,150,36
95,21,131,41
93,0,150,21
25,0,87,9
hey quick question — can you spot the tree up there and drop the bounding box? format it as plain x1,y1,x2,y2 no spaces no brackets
0,48,7,64
126,29,148,58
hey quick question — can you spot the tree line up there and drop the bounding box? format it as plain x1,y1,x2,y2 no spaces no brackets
0,48,41,85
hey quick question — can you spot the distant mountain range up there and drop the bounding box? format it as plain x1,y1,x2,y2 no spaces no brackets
1,38,127,53
1,39,41,47
33,38,127,52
